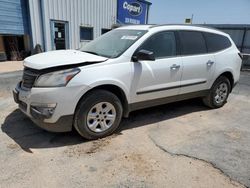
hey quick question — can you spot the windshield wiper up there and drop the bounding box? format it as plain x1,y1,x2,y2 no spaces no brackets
82,50,100,56
82,50,111,58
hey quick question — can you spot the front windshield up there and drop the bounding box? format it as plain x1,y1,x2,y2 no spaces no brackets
80,29,147,58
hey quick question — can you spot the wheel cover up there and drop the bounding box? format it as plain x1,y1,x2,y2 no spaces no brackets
86,102,116,133
214,83,228,104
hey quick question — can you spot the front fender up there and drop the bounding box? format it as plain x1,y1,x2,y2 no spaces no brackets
87,79,130,101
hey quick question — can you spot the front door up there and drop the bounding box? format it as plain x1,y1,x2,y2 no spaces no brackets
51,21,69,50
131,31,183,103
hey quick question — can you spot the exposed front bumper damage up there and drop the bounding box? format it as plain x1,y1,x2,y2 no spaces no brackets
30,115,74,132
13,82,89,132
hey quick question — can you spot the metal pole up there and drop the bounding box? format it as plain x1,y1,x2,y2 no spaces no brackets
241,28,247,53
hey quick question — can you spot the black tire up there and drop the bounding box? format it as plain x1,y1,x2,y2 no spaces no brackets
202,76,231,108
74,89,123,140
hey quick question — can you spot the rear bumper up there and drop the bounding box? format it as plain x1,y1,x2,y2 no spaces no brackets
233,81,238,90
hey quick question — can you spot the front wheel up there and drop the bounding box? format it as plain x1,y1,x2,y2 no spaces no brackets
74,90,123,140
202,76,231,108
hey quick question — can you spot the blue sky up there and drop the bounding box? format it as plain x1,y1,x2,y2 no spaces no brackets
148,0,250,24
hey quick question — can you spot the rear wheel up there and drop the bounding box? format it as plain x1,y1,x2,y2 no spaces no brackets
202,76,231,108
74,90,123,140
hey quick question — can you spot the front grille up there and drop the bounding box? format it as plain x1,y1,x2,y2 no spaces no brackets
21,67,40,89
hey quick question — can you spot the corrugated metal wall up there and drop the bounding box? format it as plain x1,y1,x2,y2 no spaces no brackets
28,0,43,48
0,0,29,35
29,0,117,51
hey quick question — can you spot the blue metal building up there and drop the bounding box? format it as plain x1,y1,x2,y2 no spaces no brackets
0,0,29,35
0,0,30,61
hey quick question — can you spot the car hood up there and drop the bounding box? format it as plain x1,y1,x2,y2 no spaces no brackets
24,50,108,70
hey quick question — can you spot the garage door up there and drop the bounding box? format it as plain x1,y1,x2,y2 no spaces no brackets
0,0,29,35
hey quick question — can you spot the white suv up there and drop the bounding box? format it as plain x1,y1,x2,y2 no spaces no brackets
13,25,242,139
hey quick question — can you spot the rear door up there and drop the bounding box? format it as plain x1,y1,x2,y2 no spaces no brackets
178,31,215,94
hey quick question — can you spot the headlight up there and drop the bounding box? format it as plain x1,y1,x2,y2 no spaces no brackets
34,68,80,87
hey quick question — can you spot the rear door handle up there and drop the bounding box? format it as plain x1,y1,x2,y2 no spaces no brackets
207,60,214,67
170,64,180,70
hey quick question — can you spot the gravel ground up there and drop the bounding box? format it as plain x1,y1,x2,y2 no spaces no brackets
0,71,249,188
0,61,23,73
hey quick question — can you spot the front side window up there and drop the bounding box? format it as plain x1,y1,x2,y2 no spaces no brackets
80,29,147,58
138,31,177,59
203,32,231,52
80,27,93,41
179,31,207,55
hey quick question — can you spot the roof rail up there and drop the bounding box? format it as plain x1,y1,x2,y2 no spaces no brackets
149,24,224,32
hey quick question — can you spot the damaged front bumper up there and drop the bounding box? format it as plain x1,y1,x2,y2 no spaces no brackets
13,82,77,132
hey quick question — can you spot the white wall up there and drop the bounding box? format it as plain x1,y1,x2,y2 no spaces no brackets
29,0,117,51
28,0,44,49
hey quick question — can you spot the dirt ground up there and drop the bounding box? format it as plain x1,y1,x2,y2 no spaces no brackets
0,71,249,188
0,61,23,73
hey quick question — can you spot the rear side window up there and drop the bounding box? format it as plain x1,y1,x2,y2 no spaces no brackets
203,32,231,52
179,31,207,55
138,31,176,58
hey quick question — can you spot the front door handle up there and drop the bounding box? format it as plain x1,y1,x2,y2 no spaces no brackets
170,64,180,70
207,60,214,67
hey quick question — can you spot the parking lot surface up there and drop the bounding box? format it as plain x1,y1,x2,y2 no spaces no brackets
0,71,249,188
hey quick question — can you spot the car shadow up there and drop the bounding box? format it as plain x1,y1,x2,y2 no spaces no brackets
1,98,209,152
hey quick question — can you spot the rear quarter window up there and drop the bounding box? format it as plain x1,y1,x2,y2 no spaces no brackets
203,32,231,53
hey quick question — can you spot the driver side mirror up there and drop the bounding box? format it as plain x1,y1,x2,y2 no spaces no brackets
132,49,155,62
